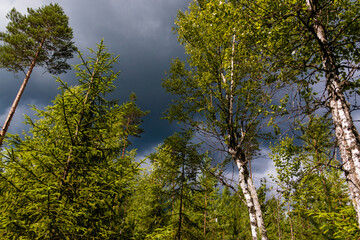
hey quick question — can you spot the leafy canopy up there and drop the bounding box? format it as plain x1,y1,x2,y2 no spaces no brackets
0,3,76,74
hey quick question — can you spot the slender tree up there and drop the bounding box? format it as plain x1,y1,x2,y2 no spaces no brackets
246,0,360,225
146,131,204,240
163,1,286,239
0,3,76,147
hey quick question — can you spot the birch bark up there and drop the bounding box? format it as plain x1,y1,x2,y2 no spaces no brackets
306,0,360,226
225,33,268,240
248,170,268,239
236,159,258,240
231,147,269,240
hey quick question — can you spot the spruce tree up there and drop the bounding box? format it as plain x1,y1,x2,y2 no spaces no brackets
0,41,146,239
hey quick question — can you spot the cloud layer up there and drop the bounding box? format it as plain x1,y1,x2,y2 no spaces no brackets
0,0,188,154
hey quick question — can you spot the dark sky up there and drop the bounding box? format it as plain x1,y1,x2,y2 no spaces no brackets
0,0,277,186
0,0,190,158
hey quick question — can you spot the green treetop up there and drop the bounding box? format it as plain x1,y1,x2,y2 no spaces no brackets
0,3,75,74
163,1,287,238
0,41,147,239
0,3,76,147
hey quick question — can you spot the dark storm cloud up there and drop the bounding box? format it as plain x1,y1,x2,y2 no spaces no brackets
0,0,189,155
64,0,190,153
0,0,280,186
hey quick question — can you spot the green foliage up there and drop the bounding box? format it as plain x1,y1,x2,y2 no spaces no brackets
127,131,222,240
258,0,360,72
197,158,220,240
147,131,205,240
0,1,358,238
0,41,146,239
145,225,176,240
246,0,360,133
163,0,280,148
163,1,289,238
212,187,252,240
271,114,360,239
0,3,76,74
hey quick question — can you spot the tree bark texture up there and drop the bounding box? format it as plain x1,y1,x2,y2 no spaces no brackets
0,39,45,148
237,160,258,240
306,0,360,227
225,33,268,240
231,147,269,240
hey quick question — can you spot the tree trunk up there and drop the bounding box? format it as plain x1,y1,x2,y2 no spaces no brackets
306,0,360,227
0,39,45,148
225,32,268,239
177,160,185,240
248,173,268,239
204,187,207,239
237,160,258,240
234,152,269,240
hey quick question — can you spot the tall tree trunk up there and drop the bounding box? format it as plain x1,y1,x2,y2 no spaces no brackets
177,160,185,240
248,173,268,239
204,187,207,239
0,39,45,148
234,151,269,240
225,32,268,240
305,0,360,227
237,160,258,240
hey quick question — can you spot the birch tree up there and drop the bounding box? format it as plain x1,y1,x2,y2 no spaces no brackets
247,0,360,226
0,4,76,147
163,1,284,239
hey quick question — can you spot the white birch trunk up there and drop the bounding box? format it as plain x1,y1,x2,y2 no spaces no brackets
236,159,258,240
306,0,360,226
225,31,268,239
328,86,360,223
233,151,269,240
248,173,268,239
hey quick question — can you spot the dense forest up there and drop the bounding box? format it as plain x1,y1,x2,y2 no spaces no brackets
0,1,360,239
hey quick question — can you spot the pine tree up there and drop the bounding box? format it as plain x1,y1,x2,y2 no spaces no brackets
0,4,76,147
134,131,206,239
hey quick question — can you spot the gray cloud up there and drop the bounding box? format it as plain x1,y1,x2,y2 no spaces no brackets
0,1,280,185
0,0,188,155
